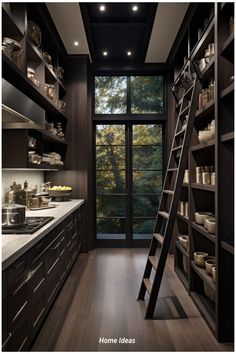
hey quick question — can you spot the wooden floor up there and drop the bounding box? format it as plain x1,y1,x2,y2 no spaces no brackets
31,249,233,352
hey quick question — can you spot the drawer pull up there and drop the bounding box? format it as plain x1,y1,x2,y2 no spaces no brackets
51,242,60,250
2,332,12,348
12,300,28,323
33,307,45,328
13,259,25,270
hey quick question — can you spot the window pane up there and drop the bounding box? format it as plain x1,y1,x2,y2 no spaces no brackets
133,218,155,239
133,146,162,170
95,77,127,114
96,171,125,193
96,196,126,217
96,146,125,170
97,218,126,239
96,125,125,145
133,195,159,217
133,124,162,145
133,171,162,194
131,76,164,114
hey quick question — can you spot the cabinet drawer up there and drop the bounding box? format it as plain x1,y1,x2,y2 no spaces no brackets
29,261,46,297
7,256,27,291
30,291,47,337
45,238,60,275
3,319,29,352
8,277,28,331
29,239,48,269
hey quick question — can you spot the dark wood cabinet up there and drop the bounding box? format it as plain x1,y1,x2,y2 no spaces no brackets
169,3,234,342
2,206,83,351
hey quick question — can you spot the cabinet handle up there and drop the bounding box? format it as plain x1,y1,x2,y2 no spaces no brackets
13,259,25,270
51,242,60,250
2,332,12,348
31,261,43,277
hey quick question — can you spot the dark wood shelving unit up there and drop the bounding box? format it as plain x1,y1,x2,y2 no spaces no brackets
177,212,189,223
176,240,189,257
191,140,215,152
191,222,215,243
191,183,215,192
220,32,234,62
2,3,69,171
172,2,234,343
220,131,234,143
220,82,234,99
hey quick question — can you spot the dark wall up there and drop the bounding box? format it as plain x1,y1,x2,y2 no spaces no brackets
45,55,93,252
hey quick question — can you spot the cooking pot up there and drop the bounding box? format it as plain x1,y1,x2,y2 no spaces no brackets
2,204,26,226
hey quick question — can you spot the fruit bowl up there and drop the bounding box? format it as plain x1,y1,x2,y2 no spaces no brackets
48,186,72,201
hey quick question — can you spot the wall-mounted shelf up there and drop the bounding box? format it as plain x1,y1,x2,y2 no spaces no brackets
221,32,234,62
191,183,215,192
191,222,215,243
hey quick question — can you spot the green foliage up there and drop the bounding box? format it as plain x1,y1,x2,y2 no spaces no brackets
96,124,163,238
131,76,164,114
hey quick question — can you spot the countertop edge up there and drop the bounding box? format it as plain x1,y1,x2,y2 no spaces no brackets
2,199,85,271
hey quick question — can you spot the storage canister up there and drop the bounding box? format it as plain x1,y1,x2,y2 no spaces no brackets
202,172,210,185
211,172,215,185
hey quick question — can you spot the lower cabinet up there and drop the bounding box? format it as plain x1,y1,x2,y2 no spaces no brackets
2,206,83,351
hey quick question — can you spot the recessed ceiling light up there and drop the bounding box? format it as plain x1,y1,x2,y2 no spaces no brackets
132,5,138,12
99,4,106,12
74,41,79,46
127,51,132,56
103,51,108,56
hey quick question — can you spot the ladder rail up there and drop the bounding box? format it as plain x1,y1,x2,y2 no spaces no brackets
137,61,202,318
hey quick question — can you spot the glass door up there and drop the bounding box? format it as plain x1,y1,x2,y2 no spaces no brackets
95,124,163,246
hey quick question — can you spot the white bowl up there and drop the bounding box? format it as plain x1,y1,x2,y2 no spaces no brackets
198,130,213,144
195,212,213,225
178,235,189,251
205,218,216,234
203,215,215,229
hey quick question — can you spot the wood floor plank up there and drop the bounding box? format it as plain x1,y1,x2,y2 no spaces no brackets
31,249,233,352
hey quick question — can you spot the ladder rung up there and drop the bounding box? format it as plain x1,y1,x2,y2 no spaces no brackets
175,128,185,138
184,83,195,97
148,256,158,270
163,189,174,195
153,233,164,245
168,168,178,172
159,211,169,219
143,278,152,294
179,104,190,116
172,145,183,153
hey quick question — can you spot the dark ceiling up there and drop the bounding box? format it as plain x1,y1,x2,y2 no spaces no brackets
80,3,158,64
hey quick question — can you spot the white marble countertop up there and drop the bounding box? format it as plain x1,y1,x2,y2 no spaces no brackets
2,199,85,270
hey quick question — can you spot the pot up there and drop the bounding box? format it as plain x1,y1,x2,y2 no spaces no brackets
194,252,208,268
205,258,216,274
195,212,213,225
205,218,216,234
2,203,26,226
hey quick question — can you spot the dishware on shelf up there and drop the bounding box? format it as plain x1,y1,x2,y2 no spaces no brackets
45,84,55,100
28,136,37,148
194,252,208,268
195,212,213,225
198,130,212,144
178,235,189,251
28,151,42,164
212,266,216,282
2,37,23,59
203,215,215,229
57,66,65,80
210,172,215,185
27,67,40,87
58,100,66,112
28,21,41,47
43,51,52,65
208,43,215,59
183,170,189,183
199,58,206,72
205,258,216,275
205,218,216,234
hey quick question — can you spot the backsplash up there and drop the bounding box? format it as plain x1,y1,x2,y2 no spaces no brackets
2,171,44,203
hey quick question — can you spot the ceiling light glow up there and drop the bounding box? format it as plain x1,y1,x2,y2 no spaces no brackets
99,5,106,12
103,51,108,56
127,51,132,56
132,5,138,12
74,41,79,46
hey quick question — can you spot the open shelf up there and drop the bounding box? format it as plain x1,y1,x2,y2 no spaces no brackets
176,240,189,257
191,222,216,243
201,56,215,82
3,54,68,124
191,183,215,192
220,82,234,99
195,99,215,119
221,32,234,63
2,5,25,39
177,212,189,223
191,140,215,152
220,131,234,143
27,162,64,171
221,241,234,255
40,130,67,145
174,266,189,291
191,261,215,291
190,292,215,332
191,16,215,60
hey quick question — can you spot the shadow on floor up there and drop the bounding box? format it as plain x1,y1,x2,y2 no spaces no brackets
153,296,188,320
